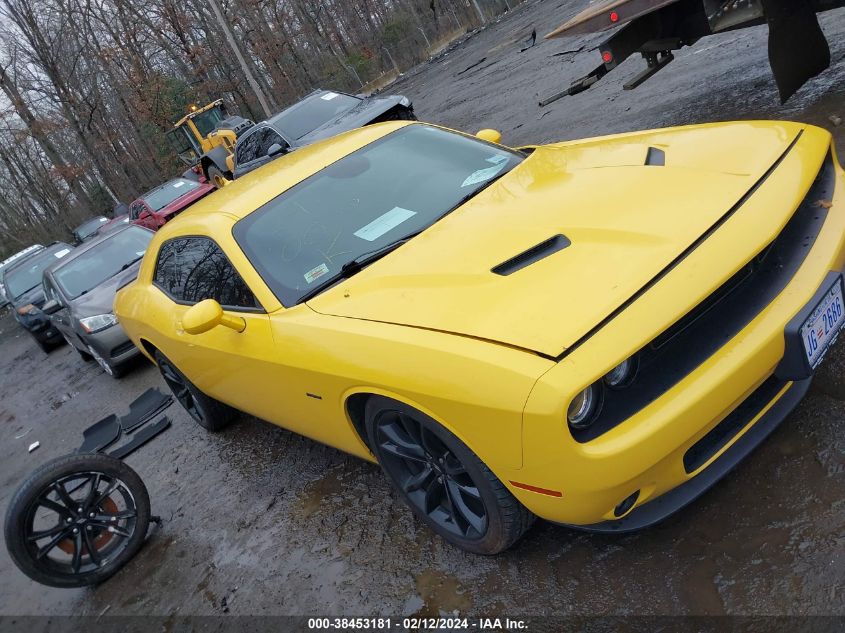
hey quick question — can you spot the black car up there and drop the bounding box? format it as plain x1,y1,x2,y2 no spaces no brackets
72,216,109,244
2,242,73,351
233,89,415,178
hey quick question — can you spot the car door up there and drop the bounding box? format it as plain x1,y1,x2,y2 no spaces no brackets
151,236,282,416
42,276,80,351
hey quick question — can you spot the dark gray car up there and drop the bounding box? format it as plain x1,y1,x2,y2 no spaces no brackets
232,89,415,178
42,225,154,378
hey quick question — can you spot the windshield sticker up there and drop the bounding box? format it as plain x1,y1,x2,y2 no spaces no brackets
321,92,339,101
173,181,185,188
462,163,506,188
304,263,330,284
486,154,508,165
353,207,417,242
54,249,71,258
135,251,146,257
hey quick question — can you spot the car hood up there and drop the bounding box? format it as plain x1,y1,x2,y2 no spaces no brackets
156,184,215,219
296,96,408,146
69,262,142,318
12,285,45,309
307,122,805,357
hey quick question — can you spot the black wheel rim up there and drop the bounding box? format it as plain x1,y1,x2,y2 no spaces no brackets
24,471,139,577
376,412,488,540
160,361,203,423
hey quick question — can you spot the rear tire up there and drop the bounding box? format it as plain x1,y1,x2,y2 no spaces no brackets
365,396,534,555
4,453,151,588
154,351,237,431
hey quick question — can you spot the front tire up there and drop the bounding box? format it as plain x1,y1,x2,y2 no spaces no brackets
365,397,534,555
32,332,51,353
4,454,151,588
154,351,237,431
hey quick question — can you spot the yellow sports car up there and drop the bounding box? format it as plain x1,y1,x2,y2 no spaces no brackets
115,120,845,554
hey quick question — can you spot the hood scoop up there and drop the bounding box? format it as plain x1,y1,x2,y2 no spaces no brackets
645,147,665,166
492,234,571,276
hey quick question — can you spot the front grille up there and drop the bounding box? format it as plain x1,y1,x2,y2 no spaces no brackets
572,151,836,443
683,375,786,473
110,340,136,358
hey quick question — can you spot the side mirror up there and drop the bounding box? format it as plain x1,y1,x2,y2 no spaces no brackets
266,143,286,157
42,299,62,315
476,129,503,144
182,299,245,335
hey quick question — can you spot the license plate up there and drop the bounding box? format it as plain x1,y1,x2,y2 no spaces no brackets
800,278,845,368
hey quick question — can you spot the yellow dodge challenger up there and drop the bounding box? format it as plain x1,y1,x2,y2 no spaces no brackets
115,120,845,554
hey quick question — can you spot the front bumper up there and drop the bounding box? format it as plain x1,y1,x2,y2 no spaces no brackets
511,133,845,527
85,322,140,366
571,376,811,533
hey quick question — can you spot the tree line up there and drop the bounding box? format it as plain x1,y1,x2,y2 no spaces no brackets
0,0,523,256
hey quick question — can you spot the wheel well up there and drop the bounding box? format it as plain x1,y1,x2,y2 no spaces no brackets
345,393,372,450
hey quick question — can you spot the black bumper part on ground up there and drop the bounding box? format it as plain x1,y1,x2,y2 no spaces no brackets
565,377,812,534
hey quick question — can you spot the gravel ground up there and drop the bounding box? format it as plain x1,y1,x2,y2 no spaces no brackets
0,0,843,619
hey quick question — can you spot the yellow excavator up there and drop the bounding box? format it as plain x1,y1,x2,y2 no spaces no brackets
166,100,255,187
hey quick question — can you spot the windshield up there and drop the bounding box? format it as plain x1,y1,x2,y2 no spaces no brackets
273,92,360,140
5,246,72,299
234,124,522,306
142,179,200,211
54,227,153,300
191,106,226,138
76,217,108,239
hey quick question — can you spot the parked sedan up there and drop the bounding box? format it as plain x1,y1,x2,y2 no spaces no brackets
42,225,153,378
72,216,109,244
232,89,414,178
2,242,73,351
97,213,130,236
129,177,214,231
116,120,845,554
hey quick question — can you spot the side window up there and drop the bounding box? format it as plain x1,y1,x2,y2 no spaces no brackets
258,129,286,157
129,202,145,221
235,127,265,165
153,237,260,310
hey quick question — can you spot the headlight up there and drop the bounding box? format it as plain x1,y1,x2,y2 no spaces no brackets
79,313,117,333
16,304,36,315
567,383,602,429
604,357,638,389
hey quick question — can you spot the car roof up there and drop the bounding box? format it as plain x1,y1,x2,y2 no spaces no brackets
2,242,72,282
0,244,44,268
158,121,412,238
